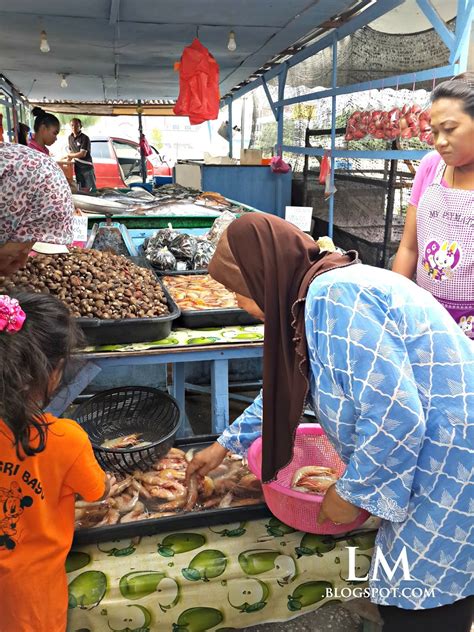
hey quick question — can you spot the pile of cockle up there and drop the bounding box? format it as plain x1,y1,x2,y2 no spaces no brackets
75,447,263,529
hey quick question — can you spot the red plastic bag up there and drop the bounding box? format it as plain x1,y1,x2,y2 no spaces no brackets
319,154,330,184
173,38,220,125
139,133,153,157
270,155,291,173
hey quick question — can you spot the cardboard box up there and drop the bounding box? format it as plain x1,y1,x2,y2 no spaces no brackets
240,149,263,165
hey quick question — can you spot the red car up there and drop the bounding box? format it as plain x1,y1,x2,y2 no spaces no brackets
90,136,172,188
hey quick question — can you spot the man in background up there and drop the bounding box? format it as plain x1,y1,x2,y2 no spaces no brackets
68,118,96,190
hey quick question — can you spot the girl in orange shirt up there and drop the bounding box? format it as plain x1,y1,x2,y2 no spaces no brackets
0,291,107,632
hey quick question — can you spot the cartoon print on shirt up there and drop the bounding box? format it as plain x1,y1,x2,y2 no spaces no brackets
422,240,462,281
0,481,33,550
459,315,473,335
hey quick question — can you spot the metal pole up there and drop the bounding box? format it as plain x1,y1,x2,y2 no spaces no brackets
380,140,398,268
241,96,246,152
328,33,338,239
137,99,147,184
303,126,310,207
276,65,288,217
228,101,233,158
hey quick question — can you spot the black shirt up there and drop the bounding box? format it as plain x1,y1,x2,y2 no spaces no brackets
68,132,93,166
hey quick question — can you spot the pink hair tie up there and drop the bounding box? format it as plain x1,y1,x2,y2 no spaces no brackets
0,296,26,334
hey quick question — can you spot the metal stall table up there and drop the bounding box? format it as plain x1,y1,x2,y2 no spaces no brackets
48,327,265,436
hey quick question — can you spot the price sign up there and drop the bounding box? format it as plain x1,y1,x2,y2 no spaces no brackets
72,212,88,243
285,206,313,232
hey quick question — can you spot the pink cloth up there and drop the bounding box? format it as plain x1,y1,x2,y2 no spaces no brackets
28,138,49,155
410,152,449,206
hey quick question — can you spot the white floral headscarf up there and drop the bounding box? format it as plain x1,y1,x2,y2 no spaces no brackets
0,143,74,245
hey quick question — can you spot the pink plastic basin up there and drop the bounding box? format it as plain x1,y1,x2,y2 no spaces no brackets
247,424,370,534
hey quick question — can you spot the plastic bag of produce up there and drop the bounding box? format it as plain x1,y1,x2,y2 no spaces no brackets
399,104,421,139
418,108,434,145
147,246,177,270
148,228,180,250
169,233,198,262
193,240,216,269
207,210,237,244
345,109,370,141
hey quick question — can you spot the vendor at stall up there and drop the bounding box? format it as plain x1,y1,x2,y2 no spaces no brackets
188,214,473,632
392,72,474,338
28,107,61,156
67,118,96,191
0,143,74,276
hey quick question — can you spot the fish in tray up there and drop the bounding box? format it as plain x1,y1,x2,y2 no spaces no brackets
290,466,339,495
162,274,238,310
75,448,264,529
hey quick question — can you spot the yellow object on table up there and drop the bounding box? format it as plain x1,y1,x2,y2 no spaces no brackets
67,517,377,631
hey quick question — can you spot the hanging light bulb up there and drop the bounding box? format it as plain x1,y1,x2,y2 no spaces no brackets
40,30,50,53
60,74,68,89
227,30,237,52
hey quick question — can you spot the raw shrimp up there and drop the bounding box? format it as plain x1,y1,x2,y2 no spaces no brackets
109,490,139,514
109,476,133,497
148,497,186,511
184,473,199,511
101,433,144,449
153,458,187,472
148,479,187,500
218,491,234,508
120,502,146,523
291,465,338,495
95,508,120,527
157,468,186,481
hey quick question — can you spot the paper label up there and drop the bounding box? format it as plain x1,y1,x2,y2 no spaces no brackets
285,206,313,232
72,213,88,242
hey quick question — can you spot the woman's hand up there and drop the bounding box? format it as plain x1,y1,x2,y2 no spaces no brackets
317,484,361,524
186,442,229,477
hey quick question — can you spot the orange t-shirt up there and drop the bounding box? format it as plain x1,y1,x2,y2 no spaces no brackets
0,414,105,632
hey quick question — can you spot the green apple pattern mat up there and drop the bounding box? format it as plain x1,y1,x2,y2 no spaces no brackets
84,325,265,353
66,517,378,631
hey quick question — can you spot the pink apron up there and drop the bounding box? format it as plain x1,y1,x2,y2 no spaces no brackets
416,158,474,339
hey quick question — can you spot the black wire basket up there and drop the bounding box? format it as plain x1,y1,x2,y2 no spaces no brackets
73,387,181,475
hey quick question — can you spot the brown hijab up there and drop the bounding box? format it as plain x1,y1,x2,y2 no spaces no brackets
208,213,359,483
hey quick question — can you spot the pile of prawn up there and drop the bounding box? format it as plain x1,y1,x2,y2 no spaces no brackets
162,275,238,311
75,447,263,530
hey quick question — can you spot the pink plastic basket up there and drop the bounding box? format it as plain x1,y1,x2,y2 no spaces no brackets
247,424,370,534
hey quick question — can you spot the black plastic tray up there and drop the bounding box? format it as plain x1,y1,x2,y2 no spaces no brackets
139,244,208,276
160,271,262,329
73,434,271,545
77,258,181,346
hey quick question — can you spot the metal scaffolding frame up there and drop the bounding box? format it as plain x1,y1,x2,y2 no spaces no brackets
222,0,473,237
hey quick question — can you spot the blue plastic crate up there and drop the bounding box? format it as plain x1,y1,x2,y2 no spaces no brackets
153,175,173,187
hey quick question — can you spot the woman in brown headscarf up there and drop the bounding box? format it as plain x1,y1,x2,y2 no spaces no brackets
187,213,474,631
187,213,360,525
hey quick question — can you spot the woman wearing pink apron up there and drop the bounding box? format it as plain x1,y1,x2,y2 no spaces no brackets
393,73,474,339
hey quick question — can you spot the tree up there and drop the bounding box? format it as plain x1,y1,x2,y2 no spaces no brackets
56,114,101,129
